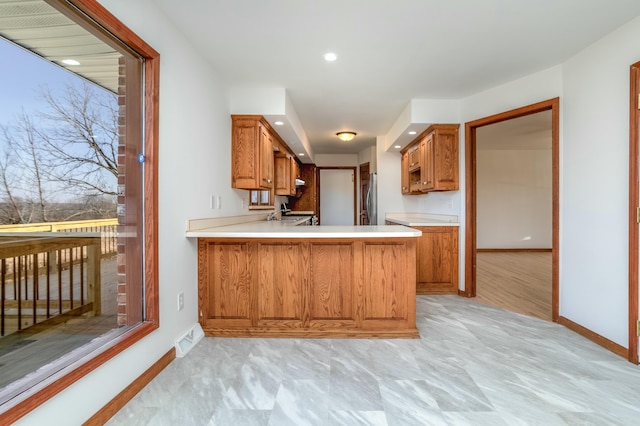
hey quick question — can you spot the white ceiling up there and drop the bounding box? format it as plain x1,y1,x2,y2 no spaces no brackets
4,1,639,160
0,0,120,93
151,0,640,157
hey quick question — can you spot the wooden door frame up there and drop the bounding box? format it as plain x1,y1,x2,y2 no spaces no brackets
464,98,560,323
316,166,358,225
628,62,640,364
359,162,370,225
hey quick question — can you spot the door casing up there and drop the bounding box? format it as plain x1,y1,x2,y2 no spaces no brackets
628,62,640,364
464,98,560,323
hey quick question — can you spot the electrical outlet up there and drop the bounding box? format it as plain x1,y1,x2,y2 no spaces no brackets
177,292,184,311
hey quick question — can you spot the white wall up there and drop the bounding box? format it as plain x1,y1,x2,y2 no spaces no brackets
458,15,640,347
18,0,243,423
559,15,640,347
476,149,552,248
376,136,419,221
457,66,563,300
357,146,376,172
314,153,358,167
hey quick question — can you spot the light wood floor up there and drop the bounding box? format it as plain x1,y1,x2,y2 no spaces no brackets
475,251,552,322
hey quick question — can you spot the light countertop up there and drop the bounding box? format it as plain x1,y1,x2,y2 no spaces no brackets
186,221,421,239
385,213,459,227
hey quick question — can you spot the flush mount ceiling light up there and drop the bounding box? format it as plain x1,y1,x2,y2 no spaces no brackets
336,131,357,142
323,52,337,62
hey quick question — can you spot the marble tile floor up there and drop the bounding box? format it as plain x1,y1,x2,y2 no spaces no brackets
107,296,640,425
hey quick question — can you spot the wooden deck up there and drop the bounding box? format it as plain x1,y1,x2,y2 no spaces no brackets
0,258,118,389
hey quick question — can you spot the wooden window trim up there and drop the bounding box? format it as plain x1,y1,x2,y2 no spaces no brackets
0,0,160,422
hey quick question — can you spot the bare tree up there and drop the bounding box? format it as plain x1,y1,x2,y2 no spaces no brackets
0,131,24,224
0,114,50,223
37,81,118,197
0,81,118,224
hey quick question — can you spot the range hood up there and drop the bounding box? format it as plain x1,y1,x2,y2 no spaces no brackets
295,178,306,186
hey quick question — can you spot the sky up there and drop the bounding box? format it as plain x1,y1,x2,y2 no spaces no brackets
0,38,118,203
0,39,81,127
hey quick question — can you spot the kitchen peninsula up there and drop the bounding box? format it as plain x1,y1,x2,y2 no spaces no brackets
187,215,421,338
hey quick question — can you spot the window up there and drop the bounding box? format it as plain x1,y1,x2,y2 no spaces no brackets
0,0,158,421
249,189,274,209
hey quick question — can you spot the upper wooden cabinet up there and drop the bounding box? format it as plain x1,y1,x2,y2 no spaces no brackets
231,116,275,190
401,152,410,194
232,115,302,193
275,153,300,196
291,158,300,193
400,124,459,194
288,164,317,212
408,144,421,171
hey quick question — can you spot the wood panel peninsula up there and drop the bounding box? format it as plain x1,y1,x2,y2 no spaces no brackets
187,216,421,338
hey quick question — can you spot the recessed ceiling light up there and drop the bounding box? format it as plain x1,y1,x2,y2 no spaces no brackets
394,145,402,149
299,153,305,156
408,131,417,135
274,121,284,126
323,52,337,62
62,59,80,66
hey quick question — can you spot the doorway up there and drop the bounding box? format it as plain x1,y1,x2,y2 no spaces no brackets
465,98,560,322
359,162,370,225
318,167,357,225
474,111,553,321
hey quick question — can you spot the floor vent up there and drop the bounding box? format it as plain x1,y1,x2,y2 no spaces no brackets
175,323,204,358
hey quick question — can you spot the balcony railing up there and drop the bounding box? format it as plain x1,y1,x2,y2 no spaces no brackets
0,219,116,337
0,218,117,257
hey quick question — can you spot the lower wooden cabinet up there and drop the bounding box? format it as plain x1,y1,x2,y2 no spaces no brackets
198,237,418,337
413,226,459,294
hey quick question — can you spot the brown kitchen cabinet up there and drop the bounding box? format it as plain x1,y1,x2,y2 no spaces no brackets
275,153,301,196
275,153,298,196
401,152,410,194
288,164,318,212
413,226,459,294
408,144,421,171
197,236,418,337
290,157,300,194
400,124,459,194
231,115,275,190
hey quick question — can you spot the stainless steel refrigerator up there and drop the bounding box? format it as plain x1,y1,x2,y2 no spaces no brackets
366,172,378,225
